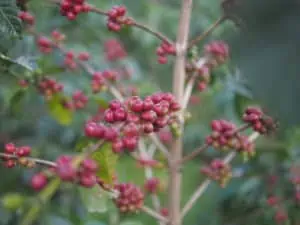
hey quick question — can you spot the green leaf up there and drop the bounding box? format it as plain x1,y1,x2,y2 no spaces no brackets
75,137,94,152
9,89,27,116
80,187,109,213
0,0,22,52
91,143,118,184
92,97,109,109
47,94,73,126
2,193,25,210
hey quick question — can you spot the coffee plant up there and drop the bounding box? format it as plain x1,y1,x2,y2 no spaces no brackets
0,0,299,225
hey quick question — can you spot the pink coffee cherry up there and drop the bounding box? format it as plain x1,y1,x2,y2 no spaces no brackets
144,177,160,194
204,41,229,65
18,11,35,25
156,41,176,64
31,173,48,191
37,36,53,54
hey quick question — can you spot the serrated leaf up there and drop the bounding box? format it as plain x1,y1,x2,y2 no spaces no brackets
0,0,22,52
80,187,109,213
47,94,73,126
91,143,118,184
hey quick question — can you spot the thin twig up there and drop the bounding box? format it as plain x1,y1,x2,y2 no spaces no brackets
149,134,170,159
181,179,211,218
48,0,172,44
179,124,251,165
179,144,209,165
0,152,56,167
137,140,162,220
182,57,208,110
180,132,260,218
141,206,169,223
131,21,173,44
188,16,225,49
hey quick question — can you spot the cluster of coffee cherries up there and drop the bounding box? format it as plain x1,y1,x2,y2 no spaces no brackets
38,77,64,100
267,195,280,207
156,41,176,64
63,51,90,70
204,41,229,67
186,41,229,93
105,93,181,131
91,71,106,93
2,143,32,168
106,6,132,32
274,211,288,224
37,36,53,54
144,177,161,194
201,159,232,187
61,90,89,111
243,106,277,134
18,11,35,25
31,155,98,191
196,66,210,92
71,90,89,110
206,119,255,159
104,39,127,62
64,51,78,70
60,0,91,20
55,155,98,187
114,183,144,213
85,93,180,153
90,70,118,93
265,196,288,224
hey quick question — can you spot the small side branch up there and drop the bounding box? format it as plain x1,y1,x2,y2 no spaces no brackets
0,153,56,167
179,124,250,165
141,206,169,223
188,16,225,49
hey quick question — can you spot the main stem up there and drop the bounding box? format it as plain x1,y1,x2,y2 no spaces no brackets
169,0,193,225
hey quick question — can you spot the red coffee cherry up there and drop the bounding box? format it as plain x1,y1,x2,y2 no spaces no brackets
156,42,176,64
204,41,229,66
18,11,35,25
37,36,53,54
106,6,131,32
31,173,48,191
144,177,160,194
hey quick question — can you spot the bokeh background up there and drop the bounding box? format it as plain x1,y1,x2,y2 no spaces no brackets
1,0,300,224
